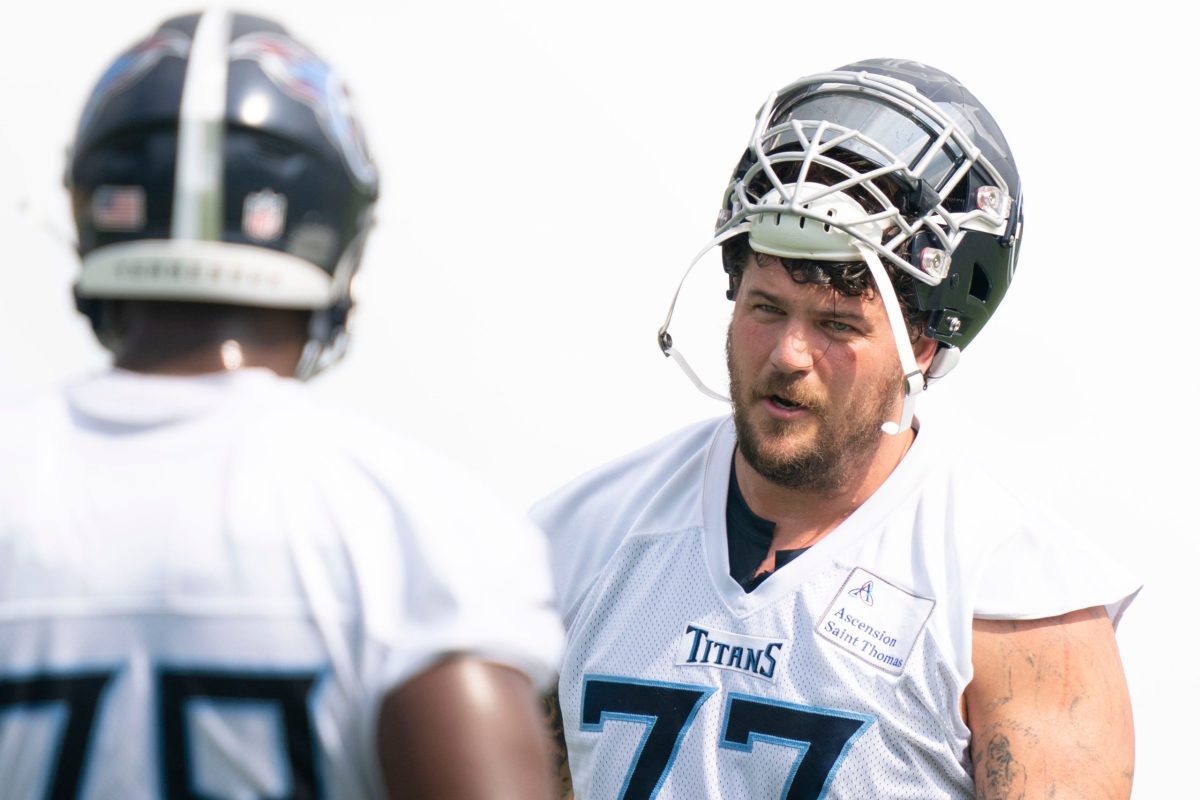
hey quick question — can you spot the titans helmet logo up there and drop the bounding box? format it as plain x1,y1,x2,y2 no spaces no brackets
230,32,377,190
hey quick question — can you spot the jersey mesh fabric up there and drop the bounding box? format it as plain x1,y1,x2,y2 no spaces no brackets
536,416,1140,799
561,530,971,798
0,369,563,799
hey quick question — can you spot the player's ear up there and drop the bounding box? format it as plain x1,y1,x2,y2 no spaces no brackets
914,335,938,373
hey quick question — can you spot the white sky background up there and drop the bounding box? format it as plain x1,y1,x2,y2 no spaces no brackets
1,1,1192,794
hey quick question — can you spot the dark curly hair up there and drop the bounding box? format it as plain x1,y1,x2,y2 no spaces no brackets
720,146,934,340
720,233,925,342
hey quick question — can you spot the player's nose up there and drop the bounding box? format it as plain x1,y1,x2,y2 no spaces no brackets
769,321,818,373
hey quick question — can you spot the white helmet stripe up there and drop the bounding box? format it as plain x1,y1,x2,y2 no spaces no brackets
171,8,232,241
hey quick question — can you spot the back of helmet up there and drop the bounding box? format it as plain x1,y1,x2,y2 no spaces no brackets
67,10,379,377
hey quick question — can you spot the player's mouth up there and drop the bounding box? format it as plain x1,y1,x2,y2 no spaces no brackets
763,394,813,418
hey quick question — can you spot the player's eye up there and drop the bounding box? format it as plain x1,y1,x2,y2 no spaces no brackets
821,320,856,334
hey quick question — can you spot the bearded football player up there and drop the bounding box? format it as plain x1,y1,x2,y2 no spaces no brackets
536,59,1139,799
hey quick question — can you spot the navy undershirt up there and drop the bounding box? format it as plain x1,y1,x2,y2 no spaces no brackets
726,457,808,592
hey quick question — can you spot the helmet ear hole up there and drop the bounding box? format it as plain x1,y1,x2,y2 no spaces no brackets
968,263,991,303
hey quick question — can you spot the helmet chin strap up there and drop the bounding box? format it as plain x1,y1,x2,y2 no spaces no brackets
854,244,924,435
292,217,373,381
658,228,926,435
657,226,748,405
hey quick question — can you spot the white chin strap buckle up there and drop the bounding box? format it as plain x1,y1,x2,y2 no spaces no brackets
881,369,925,435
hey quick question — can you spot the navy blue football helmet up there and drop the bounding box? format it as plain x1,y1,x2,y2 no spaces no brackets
719,58,1022,353
66,10,379,376
659,59,1023,432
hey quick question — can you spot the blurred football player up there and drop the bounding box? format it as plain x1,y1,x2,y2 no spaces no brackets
536,60,1139,798
0,10,562,799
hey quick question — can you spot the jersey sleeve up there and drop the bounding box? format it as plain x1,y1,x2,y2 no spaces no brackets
962,470,1142,625
261,403,566,710
385,488,565,693
972,517,1141,625
334,434,565,697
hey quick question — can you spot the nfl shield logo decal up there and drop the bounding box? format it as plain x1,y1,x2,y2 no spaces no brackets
242,189,287,241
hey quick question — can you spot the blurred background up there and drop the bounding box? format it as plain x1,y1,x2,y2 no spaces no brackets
1,2,1189,795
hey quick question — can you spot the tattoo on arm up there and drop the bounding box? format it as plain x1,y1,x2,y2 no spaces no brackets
977,733,1027,800
542,688,574,800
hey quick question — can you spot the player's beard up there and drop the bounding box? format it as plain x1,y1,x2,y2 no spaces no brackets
727,329,900,493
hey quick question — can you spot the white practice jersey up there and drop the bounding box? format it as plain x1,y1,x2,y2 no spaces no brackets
0,369,563,799
533,416,1139,800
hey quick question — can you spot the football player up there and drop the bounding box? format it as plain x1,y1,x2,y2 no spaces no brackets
536,59,1140,798
0,11,563,799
